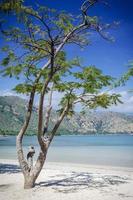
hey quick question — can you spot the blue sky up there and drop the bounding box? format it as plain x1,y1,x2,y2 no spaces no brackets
0,0,133,112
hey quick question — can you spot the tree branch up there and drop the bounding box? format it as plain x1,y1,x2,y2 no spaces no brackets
74,93,97,104
37,76,51,151
43,83,54,136
81,0,98,25
22,42,51,55
37,41,55,151
22,6,54,42
16,89,35,175
48,104,69,145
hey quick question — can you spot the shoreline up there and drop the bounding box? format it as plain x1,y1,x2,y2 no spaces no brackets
1,133,133,137
0,159,133,200
1,158,133,173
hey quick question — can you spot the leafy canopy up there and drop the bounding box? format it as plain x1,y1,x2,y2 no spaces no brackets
0,1,122,116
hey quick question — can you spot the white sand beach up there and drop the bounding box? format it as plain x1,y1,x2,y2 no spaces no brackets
0,159,133,200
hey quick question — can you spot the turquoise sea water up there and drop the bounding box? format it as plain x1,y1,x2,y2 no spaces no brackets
0,135,133,167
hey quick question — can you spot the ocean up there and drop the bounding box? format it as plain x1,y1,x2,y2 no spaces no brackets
0,135,133,168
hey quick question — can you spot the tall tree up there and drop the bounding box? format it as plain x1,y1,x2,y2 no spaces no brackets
0,0,121,189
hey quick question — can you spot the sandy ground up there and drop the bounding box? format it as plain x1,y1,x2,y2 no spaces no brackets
0,159,133,200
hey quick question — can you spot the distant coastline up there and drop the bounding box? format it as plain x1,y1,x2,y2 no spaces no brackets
0,133,133,139
0,132,133,137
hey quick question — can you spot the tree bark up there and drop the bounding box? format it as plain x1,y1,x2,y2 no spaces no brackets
16,96,69,189
16,91,35,184
23,150,47,189
24,176,35,189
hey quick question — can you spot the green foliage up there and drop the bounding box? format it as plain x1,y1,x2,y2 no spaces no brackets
55,66,113,94
58,92,77,116
0,0,23,13
1,57,10,66
55,12,74,33
1,50,16,66
0,64,23,78
86,16,98,25
1,45,10,52
13,84,33,93
55,82,81,92
60,92,77,106
115,60,133,87
0,1,122,126
13,82,50,94
88,93,122,109
53,63,121,115
123,61,133,81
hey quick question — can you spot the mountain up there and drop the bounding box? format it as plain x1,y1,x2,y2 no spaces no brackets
0,96,133,135
0,96,38,135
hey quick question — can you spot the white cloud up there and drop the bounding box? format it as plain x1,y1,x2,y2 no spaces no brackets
0,89,28,100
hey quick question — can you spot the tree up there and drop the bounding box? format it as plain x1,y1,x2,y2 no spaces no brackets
0,0,121,189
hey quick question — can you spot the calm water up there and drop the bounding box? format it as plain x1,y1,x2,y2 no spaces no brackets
0,135,133,168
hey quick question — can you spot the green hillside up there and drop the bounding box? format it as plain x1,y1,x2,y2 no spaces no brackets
0,96,133,135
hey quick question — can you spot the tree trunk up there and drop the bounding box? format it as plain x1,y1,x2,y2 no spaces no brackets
17,145,47,189
22,154,46,189
24,176,35,189
21,153,46,189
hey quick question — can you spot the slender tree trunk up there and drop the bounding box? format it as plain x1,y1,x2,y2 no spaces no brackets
24,176,35,189
16,90,68,189
17,138,48,189
18,150,47,189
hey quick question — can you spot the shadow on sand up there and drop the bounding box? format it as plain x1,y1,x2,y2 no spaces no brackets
0,163,21,174
36,171,128,193
0,163,130,194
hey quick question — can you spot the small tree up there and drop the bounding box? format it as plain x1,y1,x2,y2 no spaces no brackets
0,0,121,189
